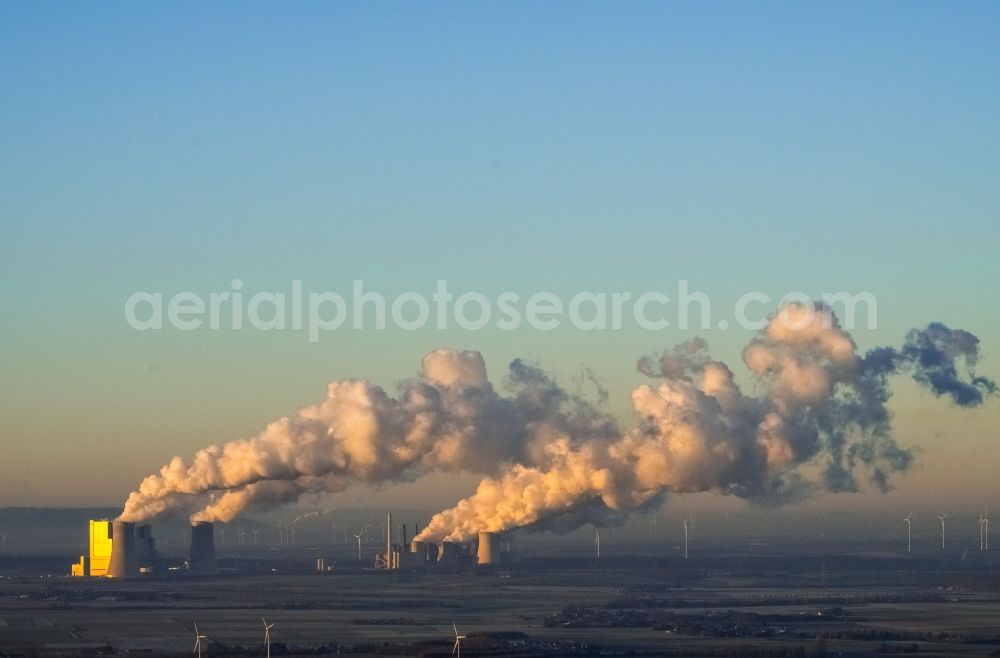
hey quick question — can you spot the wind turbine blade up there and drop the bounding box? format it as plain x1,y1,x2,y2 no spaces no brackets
452,639,459,655
453,622,459,637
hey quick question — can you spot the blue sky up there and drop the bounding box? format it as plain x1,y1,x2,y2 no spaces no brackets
1,2,998,510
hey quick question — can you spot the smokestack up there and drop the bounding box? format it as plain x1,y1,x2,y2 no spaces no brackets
476,531,499,566
106,521,139,578
402,524,407,548
386,512,392,569
189,522,217,574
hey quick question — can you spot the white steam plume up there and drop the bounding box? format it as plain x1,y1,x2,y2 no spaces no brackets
118,348,617,523
118,302,994,536
416,302,995,542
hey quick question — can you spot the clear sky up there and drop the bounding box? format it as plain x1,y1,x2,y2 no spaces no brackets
1,2,998,515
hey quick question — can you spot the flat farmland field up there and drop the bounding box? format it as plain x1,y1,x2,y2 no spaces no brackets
2,548,1000,657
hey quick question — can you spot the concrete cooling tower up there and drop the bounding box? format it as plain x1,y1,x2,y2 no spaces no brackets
135,524,158,568
106,521,139,578
438,541,460,564
189,521,218,574
476,531,500,566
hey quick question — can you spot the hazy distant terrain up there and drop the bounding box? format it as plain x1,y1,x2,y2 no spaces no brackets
2,532,999,657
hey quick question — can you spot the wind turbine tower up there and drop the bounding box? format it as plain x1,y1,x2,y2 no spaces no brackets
452,622,466,658
192,623,207,658
595,530,601,558
937,513,948,550
354,531,363,561
903,513,912,553
262,617,274,658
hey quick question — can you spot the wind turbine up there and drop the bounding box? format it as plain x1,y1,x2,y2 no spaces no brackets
192,622,207,658
262,617,274,658
903,513,912,552
937,513,948,549
984,508,990,550
683,518,690,560
238,527,246,545
354,531,364,561
290,526,298,546
594,530,601,558
218,527,225,546
451,622,466,658
980,511,987,551
331,521,338,544
251,528,258,545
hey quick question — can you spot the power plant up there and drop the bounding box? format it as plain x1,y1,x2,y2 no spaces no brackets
373,513,507,571
69,512,503,578
70,519,159,578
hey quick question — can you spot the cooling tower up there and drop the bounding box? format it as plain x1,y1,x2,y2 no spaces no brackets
135,524,158,567
106,521,139,578
476,531,500,566
189,522,218,574
438,541,459,564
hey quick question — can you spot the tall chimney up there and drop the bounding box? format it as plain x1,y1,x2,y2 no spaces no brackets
189,522,218,574
106,521,139,578
386,512,392,569
477,531,500,566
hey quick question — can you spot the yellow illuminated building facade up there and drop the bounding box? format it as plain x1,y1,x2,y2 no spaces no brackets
70,555,87,577
70,519,114,577
88,520,113,576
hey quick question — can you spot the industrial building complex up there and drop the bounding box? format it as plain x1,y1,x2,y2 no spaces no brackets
69,513,505,579
69,519,169,578
377,513,503,571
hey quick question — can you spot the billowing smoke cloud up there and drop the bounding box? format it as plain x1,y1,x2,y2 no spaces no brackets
899,323,997,406
415,303,994,542
119,348,617,523
119,302,994,539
